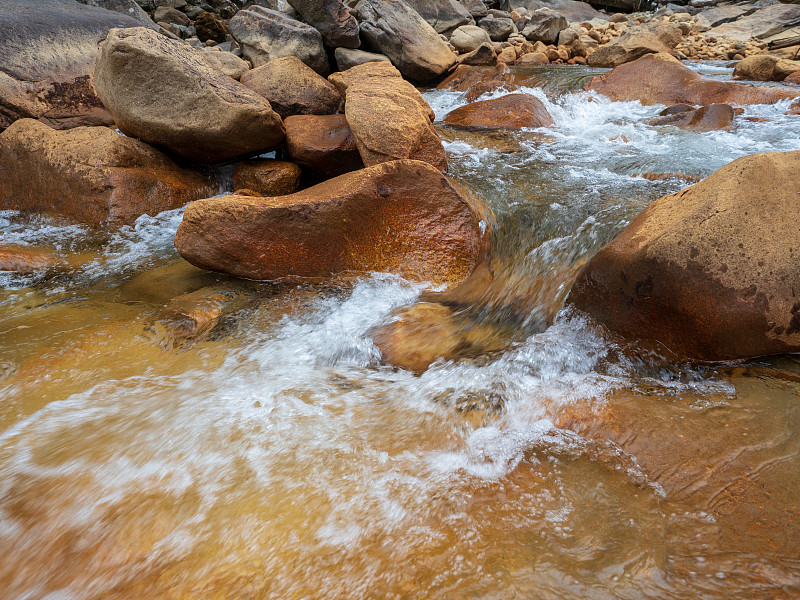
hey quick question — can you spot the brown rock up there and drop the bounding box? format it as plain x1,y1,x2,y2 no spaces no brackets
232,159,301,196
496,46,518,63
588,22,682,68
458,43,498,66
436,63,511,93
733,54,800,82
240,56,342,119
516,51,549,64
464,81,517,102
286,0,360,48
586,53,797,106
93,27,285,163
332,62,446,172
194,11,228,43
200,48,251,80
0,119,214,225
0,0,141,131
785,70,800,85
568,150,800,360
443,93,553,130
649,103,734,132
283,114,364,178
174,160,490,285
635,172,701,184
0,244,60,273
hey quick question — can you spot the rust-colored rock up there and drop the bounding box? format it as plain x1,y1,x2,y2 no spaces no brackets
232,159,301,196
93,27,285,163
586,53,797,106
443,93,553,130
437,63,511,93
649,103,734,132
0,119,214,225
516,51,550,65
372,302,505,373
240,56,342,119
174,160,490,285
458,43,498,67
733,54,800,82
568,150,800,360
330,62,447,172
283,114,364,178
0,244,60,273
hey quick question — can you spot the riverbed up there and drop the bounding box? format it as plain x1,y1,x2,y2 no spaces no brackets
1,64,800,599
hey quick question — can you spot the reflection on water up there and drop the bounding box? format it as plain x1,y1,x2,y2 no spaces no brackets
1,66,800,599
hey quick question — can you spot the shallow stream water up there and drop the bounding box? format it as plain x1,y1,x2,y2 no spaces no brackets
2,65,800,599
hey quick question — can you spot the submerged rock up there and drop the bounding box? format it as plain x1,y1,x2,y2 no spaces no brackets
586,53,797,106
93,27,285,163
0,119,214,225
0,244,61,273
331,62,447,172
228,5,329,74
232,159,302,196
568,150,800,361
174,160,490,285
354,0,457,82
240,56,342,119
649,103,734,132
0,0,141,131
443,93,553,130
283,114,364,178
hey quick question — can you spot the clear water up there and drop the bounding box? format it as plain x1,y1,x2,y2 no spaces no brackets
1,66,800,600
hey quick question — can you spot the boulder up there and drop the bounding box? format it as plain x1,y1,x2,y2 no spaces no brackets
706,4,800,42
153,6,188,26
283,114,364,177
437,63,513,93
0,0,141,131
76,0,159,29
0,119,214,225
354,0,457,82
402,0,474,35
286,0,360,48
200,48,250,80
330,61,446,171
586,53,798,106
517,51,550,64
588,22,682,68
458,43,498,66
240,56,342,119
228,6,329,75
232,159,301,196
696,4,756,28
460,0,488,18
733,55,800,82
786,71,800,85
568,150,800,361
649,103,734,132
174,160,490,286
521,9,567,44
334,48,391,71
443,93,553,129
478,16,516,41
93,27,285,164
450,25,493,53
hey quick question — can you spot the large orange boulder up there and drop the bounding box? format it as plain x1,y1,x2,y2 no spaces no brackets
93,27,285,163
174,160,490,286
443,94,554,130
0,119,215,225
568,150,800,361
329,62,447,172
283,114,364,178
586,53,797,106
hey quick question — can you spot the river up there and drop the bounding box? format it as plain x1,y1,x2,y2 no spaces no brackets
1,64,799,599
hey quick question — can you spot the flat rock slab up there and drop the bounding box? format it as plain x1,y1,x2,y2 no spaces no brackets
707,4,800,41
586,53,797,106
0,119,215,225
443,93,554,130
697,4,756,28
174,160,489,286
568,149,800,360
93,27,285,164
0,0,142,131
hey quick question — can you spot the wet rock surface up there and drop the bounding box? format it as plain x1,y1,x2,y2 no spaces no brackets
283,114,364,178
444,93,554,130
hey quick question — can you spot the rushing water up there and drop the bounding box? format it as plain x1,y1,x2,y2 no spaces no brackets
2,66,800,600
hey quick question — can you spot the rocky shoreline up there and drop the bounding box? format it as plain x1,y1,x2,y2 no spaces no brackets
2,0,800,367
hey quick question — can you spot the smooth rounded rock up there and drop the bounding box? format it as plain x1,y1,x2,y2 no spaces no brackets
232,159,301,196
450,25,492,53
443,93,553,130
0,119,215,225
586,53,798,106
200,48,250,80
588,22,682,68
287,0,360,48
649,103,734,132
334,48,391,71
174,160,490,286
733,54,800,82
284,114,364,178
93,27,285,163
240,56,342,119
568,150,800,360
